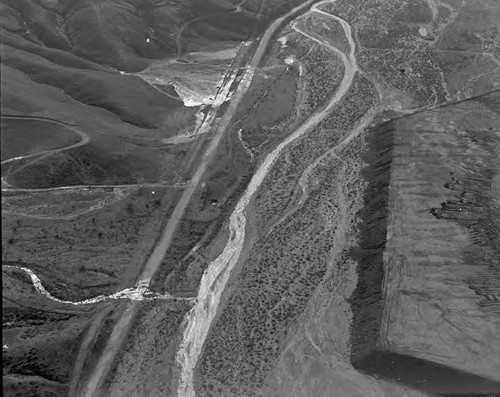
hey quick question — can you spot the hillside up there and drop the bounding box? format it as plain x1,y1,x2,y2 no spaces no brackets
2,0,500,396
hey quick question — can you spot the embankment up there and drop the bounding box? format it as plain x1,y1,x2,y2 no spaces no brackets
348,119,394,362
349,92,500,395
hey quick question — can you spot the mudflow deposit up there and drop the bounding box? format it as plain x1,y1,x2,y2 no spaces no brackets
1,0,500,396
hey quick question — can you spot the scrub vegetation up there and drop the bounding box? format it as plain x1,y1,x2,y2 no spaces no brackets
2,0,500,396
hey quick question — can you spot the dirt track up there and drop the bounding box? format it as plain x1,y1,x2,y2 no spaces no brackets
1,115,90,191
2,182,184,193
0,115,90,166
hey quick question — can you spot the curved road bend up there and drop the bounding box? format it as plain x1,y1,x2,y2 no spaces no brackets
0,115,90,166
176,1,360,396
0,115,184,193
81,1,320,396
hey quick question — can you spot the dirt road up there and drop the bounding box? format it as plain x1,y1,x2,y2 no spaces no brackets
1,182,184,193
269,106,378,235
0,115,90,166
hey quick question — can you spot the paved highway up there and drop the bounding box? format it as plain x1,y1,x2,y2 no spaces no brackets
80,1,318,395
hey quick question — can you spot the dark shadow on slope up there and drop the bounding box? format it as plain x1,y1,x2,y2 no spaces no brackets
356,351,500,396
1,43,182,128
350,91,500,395
348,119,394,362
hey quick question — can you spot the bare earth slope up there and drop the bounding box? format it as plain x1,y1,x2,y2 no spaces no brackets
350,91,500,395
380,92,499,390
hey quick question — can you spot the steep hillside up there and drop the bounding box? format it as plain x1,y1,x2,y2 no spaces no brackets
0,0,305,71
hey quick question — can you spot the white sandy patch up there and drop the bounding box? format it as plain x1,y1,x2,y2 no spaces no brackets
185,47,239,62
278,36,288,48
3,265,194,305
138,60,228,108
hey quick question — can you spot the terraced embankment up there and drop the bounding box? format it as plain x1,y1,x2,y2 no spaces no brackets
351,90,500,395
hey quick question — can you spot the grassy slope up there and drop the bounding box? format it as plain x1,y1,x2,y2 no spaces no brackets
1,0,307,72
0,0,312,189
1,118,82,161
1,43,183,129
0,44,197,186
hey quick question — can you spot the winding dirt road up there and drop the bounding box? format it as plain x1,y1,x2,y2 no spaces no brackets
1,115,90,190
0,115,90,166
175,0,248,58
268,1,377,234
175,1,361,396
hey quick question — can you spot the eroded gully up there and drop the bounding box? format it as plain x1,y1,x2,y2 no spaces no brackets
3,265,194,305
